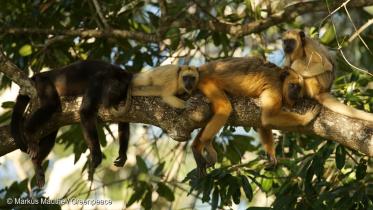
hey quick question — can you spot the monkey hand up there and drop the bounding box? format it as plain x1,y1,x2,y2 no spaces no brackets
192,145,207,177
91,150,103,169
113,155,127,167
204,144,218,168
301,105,321,125
35,168,46,188
27,141,39,159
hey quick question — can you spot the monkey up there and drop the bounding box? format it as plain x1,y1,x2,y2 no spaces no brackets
131,65,199,109
282,29,373,123
191,57,320,176
11,60,132,187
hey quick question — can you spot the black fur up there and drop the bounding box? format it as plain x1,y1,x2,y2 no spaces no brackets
10,60,132,186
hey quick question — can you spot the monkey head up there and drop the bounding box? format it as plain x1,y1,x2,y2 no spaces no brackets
178,66,199,94
102,71,133,109
282,30,306,59
279,67,304,107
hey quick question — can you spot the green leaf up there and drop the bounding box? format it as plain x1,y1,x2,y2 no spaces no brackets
1,101,14,108
261,178,273,192
335,145,346,170
127,185,146,207
136,155,148,173
141,190,152,210
211,187,219,210
240,175,253,201
156,183,175,201
19,44,32,56
154,162,165,176
356,159,367,180
227,176,240,204
202,177,213,202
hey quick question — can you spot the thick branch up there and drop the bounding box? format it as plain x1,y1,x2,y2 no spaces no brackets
0,93,372,157
0,28,159,43
0,50,37,98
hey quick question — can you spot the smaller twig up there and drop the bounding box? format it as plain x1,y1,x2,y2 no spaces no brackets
91,0,110,29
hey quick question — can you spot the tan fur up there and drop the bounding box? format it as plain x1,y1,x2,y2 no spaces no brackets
283,30,373,123
192,57,320,175
131,65,199,109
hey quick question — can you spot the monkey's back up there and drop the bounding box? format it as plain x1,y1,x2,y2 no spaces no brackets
199,57,283,97
33,60,126,96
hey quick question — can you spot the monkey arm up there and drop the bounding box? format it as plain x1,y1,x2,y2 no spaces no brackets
291,59,330,78
161,95,187,109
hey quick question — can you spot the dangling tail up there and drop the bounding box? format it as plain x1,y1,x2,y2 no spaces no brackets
316,93,373,123
11,94,30,152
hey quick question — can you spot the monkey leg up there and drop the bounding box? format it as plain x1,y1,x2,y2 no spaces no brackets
114,122,130,167
191,128,208,177
32,130,57,188
260,89,320,127
194,80,232,170
316,93,373,123
80,85,103,181
131,86,164,96
25,80,61,159
257,128,277,165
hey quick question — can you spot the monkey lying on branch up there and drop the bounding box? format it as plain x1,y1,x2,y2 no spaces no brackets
131,65,199,109
191,57,320,176
282,29,373,123
11,60,132,187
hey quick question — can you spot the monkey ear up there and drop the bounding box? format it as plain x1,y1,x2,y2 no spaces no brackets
299,31,306,47
279,70,290,81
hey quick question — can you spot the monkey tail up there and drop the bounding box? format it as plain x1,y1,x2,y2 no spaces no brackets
316,93,373,122
11,94,30,152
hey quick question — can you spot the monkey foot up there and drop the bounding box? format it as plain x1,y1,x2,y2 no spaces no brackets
27,142,40,159
113,155,127,167
264,156,278,170
197,166,207,177
91,150,103,169
35,173,45,188
204,157,216,168
88,167,95,181
303,105,321,125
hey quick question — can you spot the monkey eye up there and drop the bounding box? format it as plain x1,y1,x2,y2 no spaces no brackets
183,76,196,82
289,83,300,90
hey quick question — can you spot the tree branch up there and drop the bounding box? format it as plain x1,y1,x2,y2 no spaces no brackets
1,91,372,157
0,28,159,43
172,0,373,37
1,0,372,43
0,50,37,98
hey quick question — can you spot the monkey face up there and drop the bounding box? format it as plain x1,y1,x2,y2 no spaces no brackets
283,38,297,54
183,75,197,93
282,30,304,56
287,83,302,101
281,68,304,107
179,66,199,94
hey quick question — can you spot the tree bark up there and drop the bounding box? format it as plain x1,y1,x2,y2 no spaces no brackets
1,93,372,157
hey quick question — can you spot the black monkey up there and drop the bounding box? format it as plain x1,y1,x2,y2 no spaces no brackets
11,60,132,187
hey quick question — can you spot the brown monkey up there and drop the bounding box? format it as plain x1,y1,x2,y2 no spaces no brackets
283,29,373,123
192,57,319,175
131,65,199,109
